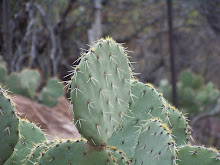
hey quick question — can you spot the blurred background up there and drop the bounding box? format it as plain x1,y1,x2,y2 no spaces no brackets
0,0,220,148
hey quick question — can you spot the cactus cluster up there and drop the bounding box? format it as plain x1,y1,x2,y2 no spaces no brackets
0,62,64,107
0,85,46,165
0,38,219,165
159,70,220,114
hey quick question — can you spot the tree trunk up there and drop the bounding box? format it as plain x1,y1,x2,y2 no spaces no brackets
3,0,13,72
167,0,178,107
88,0,102,44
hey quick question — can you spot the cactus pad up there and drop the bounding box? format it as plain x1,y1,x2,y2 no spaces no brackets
133,119,176,165
0,86,19,164
4,120,46,165
37,139,117,165
7,69,40,99
177,145,220,165
70,38,131,146
39,77,64,107
108,81,169,157
24,141,57,165
166,105,191,145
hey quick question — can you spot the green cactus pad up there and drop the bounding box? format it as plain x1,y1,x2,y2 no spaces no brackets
37,139,117,165
6,73,24,96
0,67,7,85
108,81,169,158
4,120,46,165
24,141,57,165
133,119,176,165
70,38,131,146
107,146,131,165
0,86,19,164
7,69,40,99
39,77,64,107
166,105,191,146
0,57,7,84
177,145,220,165
180,71,194,88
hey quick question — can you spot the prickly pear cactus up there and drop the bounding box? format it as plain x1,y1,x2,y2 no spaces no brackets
1,37,219,165
24,141,57,165
39,77,65,107
133,118,176,165
7,69,40,99
177,145,220,165
108,80,190,158
4,120,46,165
36,139,117,165
0,86,19,164
70,38,131,146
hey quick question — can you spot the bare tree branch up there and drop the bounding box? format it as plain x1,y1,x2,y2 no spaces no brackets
191,100,220,126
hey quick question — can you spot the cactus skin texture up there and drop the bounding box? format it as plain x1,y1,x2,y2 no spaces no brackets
177,145,220,165
133,118,176,165
24,141,57,165
0,86,19,165
7,69,40,99
107,146,131,165
166,104,191,146
71,38,131,146
108,80,190,158
4,120,46,165
36,139,117,165
39,77,65,107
